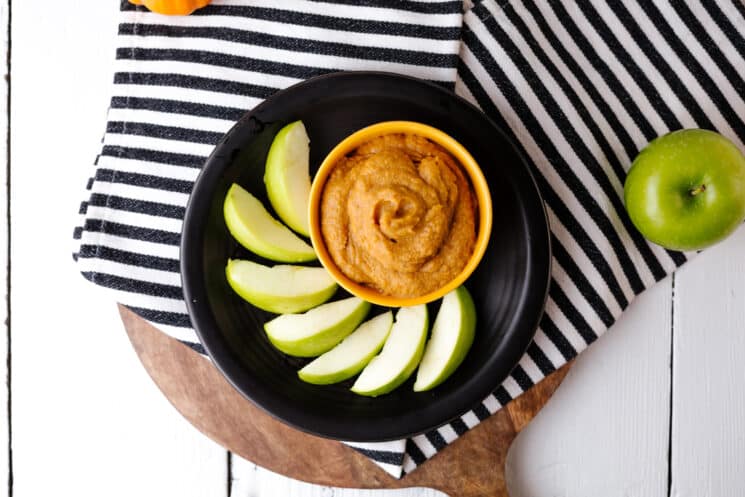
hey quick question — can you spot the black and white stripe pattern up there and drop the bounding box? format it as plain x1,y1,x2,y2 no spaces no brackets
73,0,745,479
74,0,464,347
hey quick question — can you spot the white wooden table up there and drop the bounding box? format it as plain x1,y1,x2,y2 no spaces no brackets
4,1,745,496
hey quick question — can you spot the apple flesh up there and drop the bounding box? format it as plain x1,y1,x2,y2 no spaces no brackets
351,305,428,397
624,129,745,251
224,184,316,263
414,286,476,392
225,259,336,314
298,311,393,385
264,297,371,357
264,120,312,236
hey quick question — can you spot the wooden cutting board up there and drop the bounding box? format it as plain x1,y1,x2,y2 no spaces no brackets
120,305,571,497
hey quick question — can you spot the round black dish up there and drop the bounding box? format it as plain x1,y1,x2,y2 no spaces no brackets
181,71,551,442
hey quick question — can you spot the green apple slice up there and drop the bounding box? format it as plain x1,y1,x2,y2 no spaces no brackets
351,305,428,397
264,120,311,236
264,297,371,357
224,184,316,263
413,286,476,392
226,259,336,314
298,311,393,385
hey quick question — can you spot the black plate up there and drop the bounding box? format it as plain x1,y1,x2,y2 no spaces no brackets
181,71,551,442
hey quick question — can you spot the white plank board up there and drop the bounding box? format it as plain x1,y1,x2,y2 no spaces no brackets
0,1,8,496
672,225,745,496
507,279,672,497
231,454,445,497
9,1,227,496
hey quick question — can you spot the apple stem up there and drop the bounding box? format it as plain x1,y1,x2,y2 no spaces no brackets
689,184,707,197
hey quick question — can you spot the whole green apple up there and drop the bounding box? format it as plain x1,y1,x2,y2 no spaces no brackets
624,129,745,251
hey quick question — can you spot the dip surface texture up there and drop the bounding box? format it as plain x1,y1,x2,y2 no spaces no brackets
320,133,477,298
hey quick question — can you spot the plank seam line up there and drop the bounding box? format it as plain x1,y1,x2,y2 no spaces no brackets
226,451,231,496
667,274,675,497
4,0,10,493
4,0,11,495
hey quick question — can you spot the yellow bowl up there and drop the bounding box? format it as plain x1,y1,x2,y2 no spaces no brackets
309,121,493,307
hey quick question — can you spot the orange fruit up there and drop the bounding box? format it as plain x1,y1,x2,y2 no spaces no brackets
128,0,211,16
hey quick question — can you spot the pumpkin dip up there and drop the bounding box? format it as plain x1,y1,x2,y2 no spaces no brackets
320,133,477,298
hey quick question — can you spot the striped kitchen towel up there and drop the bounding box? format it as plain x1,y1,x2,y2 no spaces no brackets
73,0,745,479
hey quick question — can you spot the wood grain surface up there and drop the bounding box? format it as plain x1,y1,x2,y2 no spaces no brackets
121,305,570,497
673,227,745,497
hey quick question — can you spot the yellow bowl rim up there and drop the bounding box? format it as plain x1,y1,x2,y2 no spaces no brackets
308,120,493,307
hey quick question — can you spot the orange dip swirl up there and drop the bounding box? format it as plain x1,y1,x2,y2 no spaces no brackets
320,133,477,298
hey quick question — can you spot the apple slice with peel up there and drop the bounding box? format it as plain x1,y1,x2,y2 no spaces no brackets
226,259,336,314
351,305,428,397
298,311,393,384
264,297,371,357
414,286,476,392
224,184,316,263
264,120,311,236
